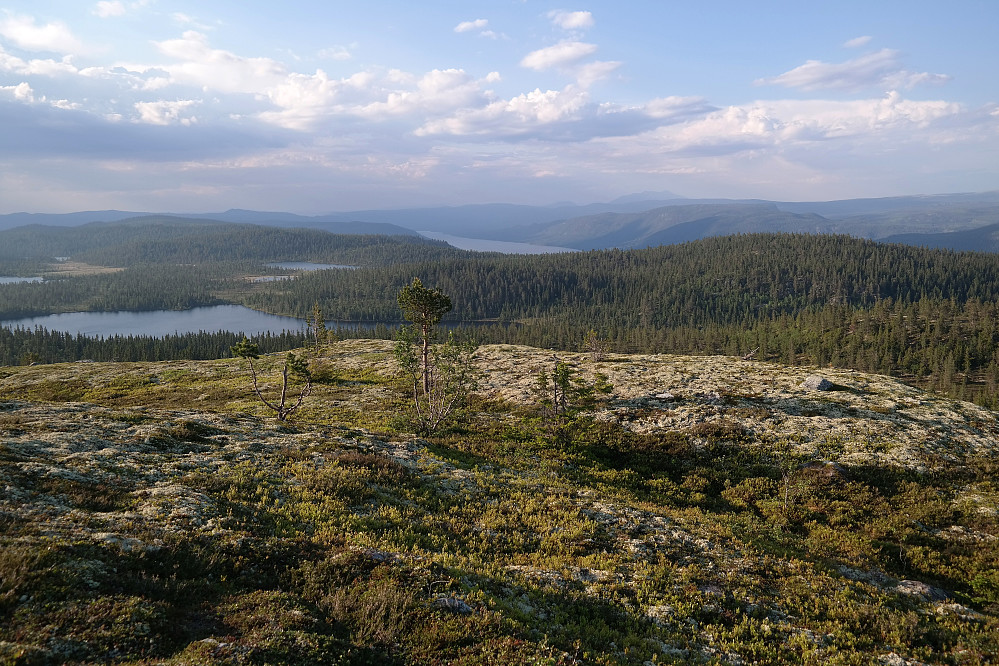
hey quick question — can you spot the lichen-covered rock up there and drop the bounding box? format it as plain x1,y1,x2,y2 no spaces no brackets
801,375,833,391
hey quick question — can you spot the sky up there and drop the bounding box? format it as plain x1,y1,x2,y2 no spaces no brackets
0,0,997,214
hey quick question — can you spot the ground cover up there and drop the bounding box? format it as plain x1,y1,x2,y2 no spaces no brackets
0,341,996,664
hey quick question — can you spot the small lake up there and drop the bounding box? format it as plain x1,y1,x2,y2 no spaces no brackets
265,262,355,270
419,232,577,254
0,276,43,284
0,305,306,337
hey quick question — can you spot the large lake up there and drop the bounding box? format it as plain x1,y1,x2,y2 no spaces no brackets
0,305,306,337
419,232,576,254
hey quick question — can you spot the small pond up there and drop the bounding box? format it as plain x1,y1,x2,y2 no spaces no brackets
265,262,355,271
0,277,43,284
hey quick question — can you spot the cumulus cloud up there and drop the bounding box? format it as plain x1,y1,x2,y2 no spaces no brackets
548,10,595,30
257,67,493,131
0,14,86,53
0,45,79,76
843,35,872,48
454,19,498,39
1,81,35,102
416,89,710,141
756,48,950,91
455,19,488,33
632,92,965,159
134,99,200,125
417,86,590,137
521,40,598,70
149,31,288,93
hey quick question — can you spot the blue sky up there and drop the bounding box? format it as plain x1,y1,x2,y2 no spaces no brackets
0,0,996,213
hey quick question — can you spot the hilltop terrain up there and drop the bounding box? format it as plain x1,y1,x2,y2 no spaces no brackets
1,341,996,664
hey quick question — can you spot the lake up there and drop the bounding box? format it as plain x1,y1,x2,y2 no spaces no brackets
0,305,306,337
265,262,355,270
419,232,577,254
0,277,43,284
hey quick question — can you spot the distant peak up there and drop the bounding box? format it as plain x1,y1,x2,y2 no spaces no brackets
610,190,685,204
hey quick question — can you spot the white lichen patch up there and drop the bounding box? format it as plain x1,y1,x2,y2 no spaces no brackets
473,344,999,470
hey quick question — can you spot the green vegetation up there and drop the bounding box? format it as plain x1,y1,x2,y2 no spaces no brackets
0,217,459,267
8,226,999,407
3,220,999,662
0,341,996,664
394,279,478,434
231,338,313,421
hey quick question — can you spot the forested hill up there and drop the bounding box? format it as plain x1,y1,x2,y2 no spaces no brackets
7,230,999,405
0,217,464,267
245,233,999,325
237,233,999,405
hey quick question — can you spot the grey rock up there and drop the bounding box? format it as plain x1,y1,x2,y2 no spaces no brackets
895,580,949,602
432,597,473,614
801,375,833,391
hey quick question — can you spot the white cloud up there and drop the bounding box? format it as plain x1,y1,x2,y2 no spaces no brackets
417,85,590,137
318,45,352,61
843,35,872,48
454,18,498,39
548,10,595,30
0,46,79,76
0,15,86,53
455,19,488,33
1,81,35,102
357,68,488,118
150,31,288,93
51,98,82,110
632,92,964,157
134,99,200,125
93,2,126,18
417,89,710,140
257,67,492,131
576,60,620,87
521,40,598,70
757,48,950,91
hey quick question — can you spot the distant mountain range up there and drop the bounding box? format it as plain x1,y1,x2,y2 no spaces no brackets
4,191,999,252
0,210,421,238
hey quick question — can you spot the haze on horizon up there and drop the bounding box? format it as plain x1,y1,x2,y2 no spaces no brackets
1,1,996,215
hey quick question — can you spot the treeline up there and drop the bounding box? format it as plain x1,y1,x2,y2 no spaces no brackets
0,327,308,365
9,230,999,406
0,218,466,268
239,233,999,325
234,233,999,406
0,264,242,319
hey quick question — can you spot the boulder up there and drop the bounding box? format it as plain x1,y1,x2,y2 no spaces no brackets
801,375,833,391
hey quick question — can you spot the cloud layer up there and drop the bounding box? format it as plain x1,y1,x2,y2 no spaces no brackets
0,5,995,212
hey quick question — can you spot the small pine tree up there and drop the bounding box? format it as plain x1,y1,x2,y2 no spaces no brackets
305,301,329,352
231,338,312,421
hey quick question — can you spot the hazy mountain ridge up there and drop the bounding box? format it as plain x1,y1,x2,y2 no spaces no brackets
881,216,999,252
5,190,999,251
518,203,834,249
